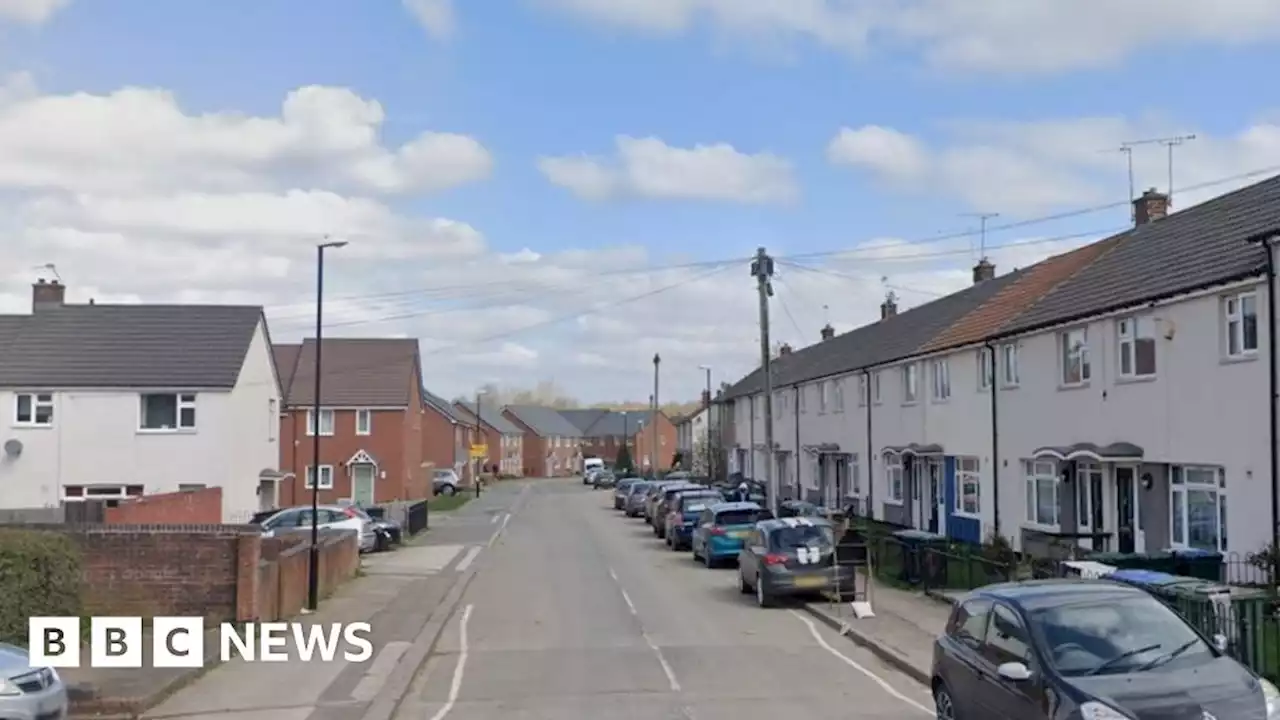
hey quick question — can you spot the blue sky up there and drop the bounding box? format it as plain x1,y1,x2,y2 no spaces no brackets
2,1,1279,402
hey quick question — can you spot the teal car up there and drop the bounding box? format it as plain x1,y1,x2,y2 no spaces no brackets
690,501,762,568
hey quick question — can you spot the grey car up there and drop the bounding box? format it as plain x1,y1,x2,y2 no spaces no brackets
623,482,652,516
736,517,852,607
0,643,68,719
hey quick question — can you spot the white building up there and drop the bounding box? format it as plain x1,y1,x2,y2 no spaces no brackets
722,180,1280,557
0,280,284,522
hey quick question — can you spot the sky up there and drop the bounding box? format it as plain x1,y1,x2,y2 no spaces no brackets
2,0,1280,404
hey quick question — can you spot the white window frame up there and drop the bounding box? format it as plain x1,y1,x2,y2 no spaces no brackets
1224,291,1259,359
1000,343,1020,387
833,381,844,413
14,392,54,427
1059,328,1091,386
884,453,903,504
978,348,993,391
306,408,335,436
1024,460,1060,528
901,364,918,405
305,464,335,490
268,399,277,441
818,382,829,413
849,453,861,496
139,393,197,431
1170,465,1227,552
355,409,372,435
1075,462,1104,530
931,359,950,401
798,386,807,413
857,375,868,407
872,372,882,404
954,456,980,518
1116,316,1158,378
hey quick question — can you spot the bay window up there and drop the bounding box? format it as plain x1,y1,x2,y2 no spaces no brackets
1171,466,1227,552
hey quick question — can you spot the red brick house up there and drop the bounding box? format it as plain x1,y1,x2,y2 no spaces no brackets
422,389,473,484
273,338,428,506
502,405,582,477
453,402,524,476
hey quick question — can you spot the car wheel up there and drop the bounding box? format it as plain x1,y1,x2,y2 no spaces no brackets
756,577,775,608
738,570,752,594
933,682,958,720
440,484,456,496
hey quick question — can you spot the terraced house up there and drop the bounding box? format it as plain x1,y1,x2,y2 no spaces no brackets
722,177,1280,557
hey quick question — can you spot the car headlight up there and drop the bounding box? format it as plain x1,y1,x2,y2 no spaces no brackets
1080,701,1133,719
1261,678,1280,718
0,678,20,697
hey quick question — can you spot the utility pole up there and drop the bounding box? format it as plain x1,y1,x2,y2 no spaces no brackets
699,365,713,477
652,353,661,477
962,213,999,260
751,246,778,515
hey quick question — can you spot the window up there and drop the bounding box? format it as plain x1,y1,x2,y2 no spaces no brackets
955,457,980,516
901,364,918,404
14,392,54,426
140,393,197,430
818,382,829,413
833,381,844,412
798,387,806,413
1024,460,1060,526
305,465,334,489
356,409,371,435
983,605,1032,666
931,359,950,401
857,375,868,407
1060,328,1091,385
873,372,882,403
267,399,277,441
306,408,334,436
1117,316,1157,378
947,599,992,648
1171,466,1227,552
1000,344,1020,387
884,453,903,503
978,348,993,390
849,454,861,496
1076,463,1103,530
1224,292,1259,358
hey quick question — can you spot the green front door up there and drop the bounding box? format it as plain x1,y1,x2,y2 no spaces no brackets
352,464,376,506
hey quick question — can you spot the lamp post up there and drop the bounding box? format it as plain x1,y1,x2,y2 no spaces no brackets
621,410,628,472
474,389,487,495
308,237,347,613
652,353,661,477
698,364,712,478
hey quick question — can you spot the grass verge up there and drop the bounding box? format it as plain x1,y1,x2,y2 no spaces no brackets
430,494,473,512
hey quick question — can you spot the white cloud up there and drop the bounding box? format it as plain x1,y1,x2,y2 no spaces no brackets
403,0,455,39
536,0,1280,74
0,0,68,24
828,118,1280,216
538,135,797,204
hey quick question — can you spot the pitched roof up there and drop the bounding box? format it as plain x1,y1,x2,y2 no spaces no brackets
0,304,264,389
582,409,654,436
277,338,419,407
918,239,1121,353
454,401,523,434
503,405,582,437
557,408,609,433
1003,175,1280,335
422,388,464,423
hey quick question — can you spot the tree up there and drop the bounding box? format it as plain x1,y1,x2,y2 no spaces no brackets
615,444,633,473
690,437,710,476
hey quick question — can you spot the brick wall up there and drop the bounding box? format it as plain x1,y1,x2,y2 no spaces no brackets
104,487,223,525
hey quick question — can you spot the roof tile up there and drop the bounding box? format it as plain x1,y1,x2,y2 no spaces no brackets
282,338,418,407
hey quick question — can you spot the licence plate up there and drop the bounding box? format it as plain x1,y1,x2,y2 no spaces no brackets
793,576,826,588
728,531,746,538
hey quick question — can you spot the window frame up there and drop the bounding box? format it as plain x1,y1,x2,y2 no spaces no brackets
1075,462,1103,530
872,372,882,404
819,381,829,413
1170,465,1227,552
977,348,993,391
306,408,335,436
901,364,918,405
884,452,904,504
930,358,951,401
982,603,1034,667
14,392,54,427
1224,291,1259,359
355,409,372,435
857,375,868,407
305,464,335,490
138,392,198,432
1059,327,1091,386
833,380,844,413
1024,459,1060,528
1000,344,1020,387
955,456,980,517
947,598,992,650
1116,316,1157,379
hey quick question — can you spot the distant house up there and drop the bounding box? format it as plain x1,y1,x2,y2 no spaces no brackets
558,408,677,472
454,402,524,477
502,405,582,477
273,338,428,507
422,389,471,483
0,280,283,522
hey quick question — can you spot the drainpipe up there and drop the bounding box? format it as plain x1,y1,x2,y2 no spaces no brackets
864,370,874,514
1266,244,1279,560
794,386,801,500
985,342,1001,539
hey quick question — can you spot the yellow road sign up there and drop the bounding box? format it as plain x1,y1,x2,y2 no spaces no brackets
470,445,488,458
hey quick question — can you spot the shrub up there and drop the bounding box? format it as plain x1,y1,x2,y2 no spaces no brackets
979,531,1017,568
0,529,83,646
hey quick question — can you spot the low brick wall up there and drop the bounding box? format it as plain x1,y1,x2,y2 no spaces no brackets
254,530,359,621
104,487,223,524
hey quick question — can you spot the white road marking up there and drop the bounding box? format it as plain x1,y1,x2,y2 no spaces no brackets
455,546,482,572
619,589,637,615
788,610,933,715
490,514,500,524
427,603,473,720
607,567,680,692
349,640,411,701
487,513,510,547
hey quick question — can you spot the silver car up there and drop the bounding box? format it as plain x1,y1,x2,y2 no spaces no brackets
258,505,377,553
0,643,68,719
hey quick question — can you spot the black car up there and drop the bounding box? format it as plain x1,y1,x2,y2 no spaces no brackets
931,579,1276,719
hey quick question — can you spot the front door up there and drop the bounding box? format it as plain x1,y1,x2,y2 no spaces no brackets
908,458,924,528
927,460,943,535
257,479,277,511
1115,467,1137,553
352,464,376,506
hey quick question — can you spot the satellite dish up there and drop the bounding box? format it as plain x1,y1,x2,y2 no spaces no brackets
3,439,22,457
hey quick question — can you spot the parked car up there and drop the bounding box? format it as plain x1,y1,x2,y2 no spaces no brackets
347,506,402,551
737,516,847,607
691,502,762,568
624,481,653,517
652,483,707,538
645,481,703,528
583,457,605,481
777,500,822,518
258,505,377,553
591,471,617,489
663,490,724,551
612,478,639,509
931,579,1274,720
433,469,460,496
0,644,67,719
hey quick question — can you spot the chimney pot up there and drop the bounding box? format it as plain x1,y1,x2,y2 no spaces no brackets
879,292,898,320
820,323,835,341
32,279,65,312
779,343,793,356
1133,187,1169,226
972,257,996,284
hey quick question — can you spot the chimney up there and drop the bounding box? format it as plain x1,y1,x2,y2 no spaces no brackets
972,257,996,284
779,343,793,356
701,390,711,408
820,323,835,341
1133,187,1169,226
32,279,65,312
879,291,898,320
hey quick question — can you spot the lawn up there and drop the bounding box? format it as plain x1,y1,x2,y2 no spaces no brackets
429,494,472,512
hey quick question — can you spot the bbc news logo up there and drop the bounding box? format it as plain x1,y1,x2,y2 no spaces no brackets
29,617,374,668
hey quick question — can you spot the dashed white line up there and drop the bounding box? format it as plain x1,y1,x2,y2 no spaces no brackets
607,567,680,692
788,610,933,715
455,546,482,572
427,603,473,720
490,514,500,524
487,513,510,547
619,588,638,615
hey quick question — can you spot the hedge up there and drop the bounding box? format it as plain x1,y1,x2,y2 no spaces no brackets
0,529,83,646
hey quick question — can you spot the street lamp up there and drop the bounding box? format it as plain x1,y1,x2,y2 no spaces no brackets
652,353,661,477
621,410,628,472
699,364,712,478
474,389,488,491
308,237,347,613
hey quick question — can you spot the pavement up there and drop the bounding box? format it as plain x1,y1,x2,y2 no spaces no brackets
392,478,937,720
131,481,531,720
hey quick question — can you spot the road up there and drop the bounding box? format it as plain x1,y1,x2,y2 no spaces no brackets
393,477,934,720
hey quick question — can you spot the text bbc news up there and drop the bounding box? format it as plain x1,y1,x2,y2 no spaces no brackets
28,617,374,668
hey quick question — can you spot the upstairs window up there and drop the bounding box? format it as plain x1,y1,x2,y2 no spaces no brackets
1060,328,1091,385
833,380,844,412
819,381,829,413
931,359,950,401
1000,344,1020,387
140,393,197,431
14,393,54,427
872,372,882,403
1224,291,1258,358
1117,316,1157,378
857,375,868,407
356,409,372,435
978,348,993,390
306,408,334,436
901,364,918,404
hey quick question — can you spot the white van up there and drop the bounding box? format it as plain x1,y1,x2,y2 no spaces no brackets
582,458,605,483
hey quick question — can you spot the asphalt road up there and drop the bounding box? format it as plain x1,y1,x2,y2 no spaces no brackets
393,477,935,720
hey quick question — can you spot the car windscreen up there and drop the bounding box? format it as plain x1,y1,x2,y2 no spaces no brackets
768,525,834,551
678,494,721,513
433,470,451,478
1030,595,1212,677
630,483,651,495
715,509,759,526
